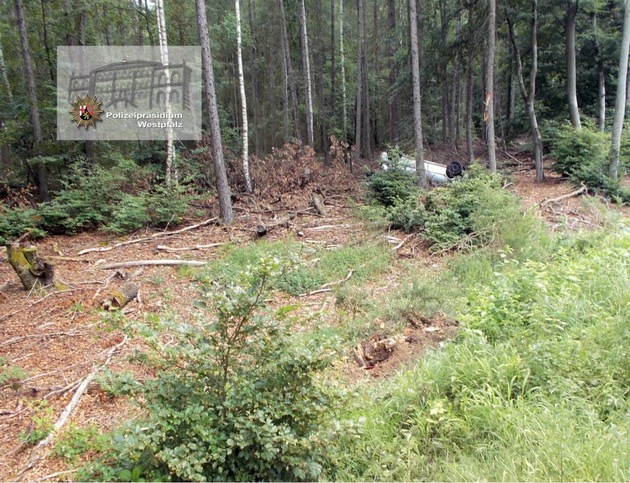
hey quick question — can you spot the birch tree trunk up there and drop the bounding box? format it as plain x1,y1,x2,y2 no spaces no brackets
566,0,581,129
0,30,13,102
195,0,234,223
16,0,48,200
486,0,497,172
610,0,630,179
299,0,314,147
155,0,177,186
235,0,252,193
409,0,427,186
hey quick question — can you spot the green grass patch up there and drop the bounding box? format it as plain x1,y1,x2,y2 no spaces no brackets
326,227,630,481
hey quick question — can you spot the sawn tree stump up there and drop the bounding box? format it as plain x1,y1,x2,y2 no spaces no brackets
6,242,66,292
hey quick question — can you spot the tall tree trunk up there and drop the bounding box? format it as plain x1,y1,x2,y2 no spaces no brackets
0,30,12,103
316,0,326,152
465,0,475,164
439,0,451,143
486,0,497,171
16,0,48,200
330,0,336,134
354,0,365,167
299,0,314,147
594,13,605,132
279,0,301,141
507,1,544,182
362,0,372,160
566,0,581,129
280,4,290,144
409,0,427,186
236,0,252,193
40,0,55,83
340,0,348,143
156,0,177,186
195,0,234,223
610,0,630,179
388,0,399,144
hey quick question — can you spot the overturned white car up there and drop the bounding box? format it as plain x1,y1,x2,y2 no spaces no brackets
379,151,463,184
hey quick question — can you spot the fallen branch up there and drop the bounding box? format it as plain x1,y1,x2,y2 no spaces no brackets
0,331,89,348
300,270,354,296
99,259,207,270
155,242,225,253
320,270,354,289
77,217,218,255
540,183,587,207
23,336,128,473
393,235,414,251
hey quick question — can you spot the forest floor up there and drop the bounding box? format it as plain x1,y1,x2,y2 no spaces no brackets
0,149,626,481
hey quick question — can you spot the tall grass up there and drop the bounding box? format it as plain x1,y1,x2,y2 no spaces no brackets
327,228,630,481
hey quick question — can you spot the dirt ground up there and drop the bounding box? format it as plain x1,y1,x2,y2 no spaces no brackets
0,153,623,481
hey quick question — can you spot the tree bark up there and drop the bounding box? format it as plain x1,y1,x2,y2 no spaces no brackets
0,30,12,103
195,0,234,223
16,0,48,200
594,13,606,132
354,0,365,167
340,0,348,143
155,0,177,186
566,0,581,129
388,0,399,144
236,0,252,193
409,0,427,186
465,0,475,164
611,0,630,179
6,243,64,292
299,0,314,147
279,0,301,141
486,0,497,172
507,1,544,182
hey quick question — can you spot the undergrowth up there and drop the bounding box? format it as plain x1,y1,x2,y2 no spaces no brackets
326,227,630,481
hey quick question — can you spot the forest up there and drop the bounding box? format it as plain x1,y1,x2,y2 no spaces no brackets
2,0,630,481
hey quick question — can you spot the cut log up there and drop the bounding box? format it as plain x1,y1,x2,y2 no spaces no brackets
6,243,66,292
311,192,327,216
255,214,296,238
100,282,139,311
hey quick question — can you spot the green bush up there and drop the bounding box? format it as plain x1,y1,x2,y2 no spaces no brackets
548,122,630,202
367,148,419,207
0,204,45,244
82,258,339,482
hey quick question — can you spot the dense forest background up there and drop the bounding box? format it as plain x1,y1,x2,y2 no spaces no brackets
0,0,629,221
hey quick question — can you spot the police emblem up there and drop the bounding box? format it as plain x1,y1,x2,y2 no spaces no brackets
69,95,103,129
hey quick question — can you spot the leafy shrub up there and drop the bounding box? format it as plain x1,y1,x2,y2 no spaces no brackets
82,258,339,482
548,122,630,202
0,204,45,244
366,148,419,207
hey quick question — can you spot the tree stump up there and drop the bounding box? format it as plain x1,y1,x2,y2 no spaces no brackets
6,243,65,292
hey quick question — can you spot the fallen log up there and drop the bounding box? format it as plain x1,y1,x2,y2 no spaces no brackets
77,217,219,255
100,282,139,311
540,183,587,207
256,214,296,238
99,259,207,270
155,242,225,253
